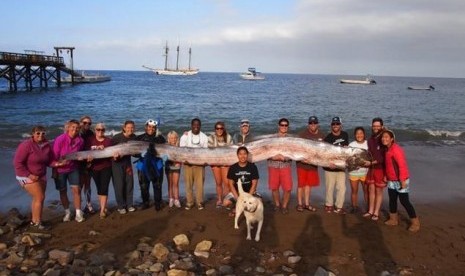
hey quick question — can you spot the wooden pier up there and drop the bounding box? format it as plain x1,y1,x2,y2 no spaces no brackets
0,47,79,92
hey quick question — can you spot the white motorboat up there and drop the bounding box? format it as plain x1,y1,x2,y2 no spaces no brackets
61,71,111,83
340,75,376,85
143,42,199,76
407,85,435,91
240,68,265,80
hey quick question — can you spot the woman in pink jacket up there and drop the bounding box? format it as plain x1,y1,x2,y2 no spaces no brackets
381,129,420,232
13,125,63,230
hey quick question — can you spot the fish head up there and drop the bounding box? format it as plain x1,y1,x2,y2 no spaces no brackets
346,148,372,171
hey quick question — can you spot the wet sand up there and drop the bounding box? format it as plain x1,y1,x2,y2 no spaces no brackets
1,145,464,274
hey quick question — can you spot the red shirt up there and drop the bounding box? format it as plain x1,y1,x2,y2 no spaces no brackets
384,143,409,181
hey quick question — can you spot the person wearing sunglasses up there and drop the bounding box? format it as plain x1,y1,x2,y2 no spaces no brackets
79,115,95,215
208,121,233,208
323,116,349,215
85,123,113,219
179,118,208,210
295,116,324,213
135,119,166,211
52,119,86,222
267,118,293,214
14,126,56,230
233,119,255,145
111,120,137,215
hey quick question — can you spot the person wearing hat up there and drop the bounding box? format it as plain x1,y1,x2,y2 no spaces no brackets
323,116,349,214
136,119,166,211
179,118,209,210
267,118,293,214
381,129,420,232
295,116,325,212
233,119,255,145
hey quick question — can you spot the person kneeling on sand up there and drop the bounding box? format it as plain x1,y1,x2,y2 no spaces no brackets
224,146,260,216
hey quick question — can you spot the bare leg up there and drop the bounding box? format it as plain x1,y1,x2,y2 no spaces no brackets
172,172,180,200
373,186,384,216
362,182,369,206
367,184,375,214
24,181,46,223
99,195,108,215
282,190,291,209
272,190,281,208
60,190,70,210
350,180,359,207
297,187,303,206
304,186,311,206
211,166,223,204
71,186,82,211
221,166,230,196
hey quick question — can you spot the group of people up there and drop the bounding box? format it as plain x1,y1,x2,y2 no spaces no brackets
13,115,420,232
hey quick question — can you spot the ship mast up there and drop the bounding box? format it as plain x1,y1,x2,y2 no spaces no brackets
176,45,180,71
188,47,192,70
163,41,169,70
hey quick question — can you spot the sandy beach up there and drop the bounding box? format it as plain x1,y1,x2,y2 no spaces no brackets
1,145,464,274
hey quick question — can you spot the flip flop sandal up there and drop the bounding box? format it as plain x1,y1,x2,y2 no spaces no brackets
305,205,317,212
371,215,379,221
296,205,304,212
363,212,373,218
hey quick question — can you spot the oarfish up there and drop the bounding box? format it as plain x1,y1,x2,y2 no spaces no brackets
64,137,371,170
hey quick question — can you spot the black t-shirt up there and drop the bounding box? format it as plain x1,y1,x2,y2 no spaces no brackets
227,162,259,193
111,132,136,164
323,131,349,171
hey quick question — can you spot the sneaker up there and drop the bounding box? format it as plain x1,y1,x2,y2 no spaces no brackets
84,203,96,214
30,221,50,231
63,210,71,222
185,204,193,210
174,199,181,208
169,198,174,208
75,210,85,222
333,207,346,215
197,204,204,210
141,203,150,210
128,206,136,212
117,208,127,215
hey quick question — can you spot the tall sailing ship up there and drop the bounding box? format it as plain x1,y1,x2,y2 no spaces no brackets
143,41,199,76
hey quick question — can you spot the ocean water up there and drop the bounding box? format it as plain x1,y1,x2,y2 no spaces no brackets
1,72,464,211
1,71,464,148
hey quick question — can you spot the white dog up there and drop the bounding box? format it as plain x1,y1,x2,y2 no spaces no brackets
234,179,264,241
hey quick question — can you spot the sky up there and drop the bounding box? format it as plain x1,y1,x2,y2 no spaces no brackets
2,0,465,77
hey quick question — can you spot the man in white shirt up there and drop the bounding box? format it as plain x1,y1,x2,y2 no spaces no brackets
179,118,209,210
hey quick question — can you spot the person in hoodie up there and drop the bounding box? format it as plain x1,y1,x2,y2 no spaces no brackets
381,129,420,233
52,119,85,223
14,125,58,230
136,119,166,211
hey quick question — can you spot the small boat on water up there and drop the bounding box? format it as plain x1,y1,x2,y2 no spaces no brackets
143,41,199,76
240,67,265,80
340,75,376,85
407,85,435,91
61,71,111,83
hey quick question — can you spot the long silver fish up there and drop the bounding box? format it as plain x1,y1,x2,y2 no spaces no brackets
65,137,371,170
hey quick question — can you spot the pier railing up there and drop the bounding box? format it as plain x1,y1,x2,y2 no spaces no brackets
0,52,64,66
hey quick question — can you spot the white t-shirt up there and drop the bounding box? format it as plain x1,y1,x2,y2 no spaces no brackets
348,140,369,176
179,130,208,148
